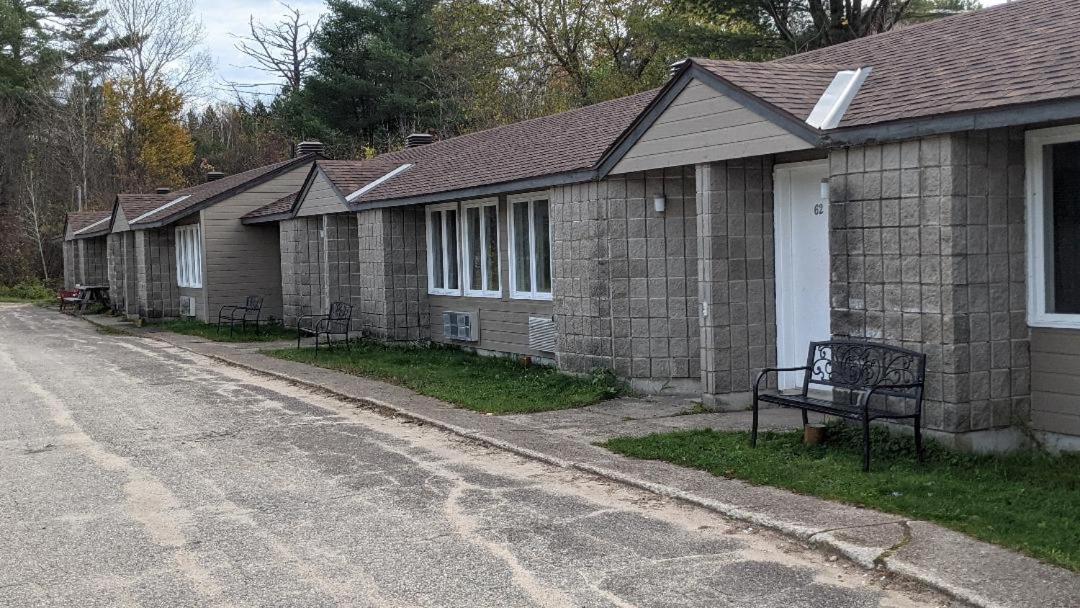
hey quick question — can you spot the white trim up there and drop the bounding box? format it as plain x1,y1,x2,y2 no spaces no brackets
131,195,192,224
175,223,203,288
426,202,462,296
1025,124,1080,329
73,216,109,236
507,192,553,301
806,68,872,130
345,163,413,202
461,198,502,298
773,160,829,389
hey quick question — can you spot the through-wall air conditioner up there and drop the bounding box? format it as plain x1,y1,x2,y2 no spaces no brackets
442,311,478,342
178,295,196,317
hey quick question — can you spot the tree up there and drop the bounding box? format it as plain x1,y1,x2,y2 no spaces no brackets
103,77,195,190
106,0,211,95
300,0,461,152
232,2,322,93
688,0,979,52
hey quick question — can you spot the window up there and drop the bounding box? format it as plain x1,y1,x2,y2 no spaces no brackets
462,199,501,297
175,224,202,288
508,194,552,300
427,203,460,295
1027,125,1080,328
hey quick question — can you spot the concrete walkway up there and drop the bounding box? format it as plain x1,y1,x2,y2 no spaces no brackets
85,312,1080,608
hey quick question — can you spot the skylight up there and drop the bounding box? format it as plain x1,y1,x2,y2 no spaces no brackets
345,164,413,203
806,67,871,130
130,195,192,224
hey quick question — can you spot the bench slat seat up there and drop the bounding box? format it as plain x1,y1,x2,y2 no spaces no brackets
752,340,927,471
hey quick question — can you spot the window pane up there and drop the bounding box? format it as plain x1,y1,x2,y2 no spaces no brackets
533,200,551,293
431,210,444,289
466,207,482,291
484,205,499,292
446,208,459,290
512,201,530,292
1051,142,1080,313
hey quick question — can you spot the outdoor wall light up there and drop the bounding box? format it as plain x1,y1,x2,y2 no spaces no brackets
654,195,666,213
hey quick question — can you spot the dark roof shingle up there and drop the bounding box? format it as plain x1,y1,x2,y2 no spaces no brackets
694,60,846,122
313,90,658,206
242,191,300,220
66,210,112,238
774,0,1080,128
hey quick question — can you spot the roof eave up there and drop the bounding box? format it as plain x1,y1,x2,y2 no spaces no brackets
347,169,597,211
824,97,1080,146
241,211,292,225
129,154,317,229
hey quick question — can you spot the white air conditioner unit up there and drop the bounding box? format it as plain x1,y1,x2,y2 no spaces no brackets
442,311,478,342
178,295,196,317
528,317,557,353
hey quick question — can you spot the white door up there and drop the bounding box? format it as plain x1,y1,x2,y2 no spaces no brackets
773,161,831,390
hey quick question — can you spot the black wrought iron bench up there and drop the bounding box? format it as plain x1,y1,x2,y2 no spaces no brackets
297,302,353,352
218,295,264,335
752,340,927,471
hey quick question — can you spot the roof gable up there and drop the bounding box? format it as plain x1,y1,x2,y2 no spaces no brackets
294,168,351,217
602,64,824,175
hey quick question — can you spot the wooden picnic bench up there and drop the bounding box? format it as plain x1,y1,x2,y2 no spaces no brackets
297,302,353,353
752,340,927,471
59,285,110,315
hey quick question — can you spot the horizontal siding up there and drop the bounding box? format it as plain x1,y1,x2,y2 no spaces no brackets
426,195,554,357
613,80,810,174
201,164,311,321
429,295,553,357
1030,327,1080,437
296,171,347,217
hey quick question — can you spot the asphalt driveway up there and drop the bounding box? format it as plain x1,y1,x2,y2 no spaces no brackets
0,304,955,607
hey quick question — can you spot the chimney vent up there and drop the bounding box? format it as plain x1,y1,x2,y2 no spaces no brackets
206,171,226,182
296,140,324,157
155,187,171,195
406,133,435,148
668,58,690,78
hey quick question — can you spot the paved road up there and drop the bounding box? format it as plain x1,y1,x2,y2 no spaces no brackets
0,304,956,607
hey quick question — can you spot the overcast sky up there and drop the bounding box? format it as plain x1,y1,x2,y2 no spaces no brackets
193,0,1013,104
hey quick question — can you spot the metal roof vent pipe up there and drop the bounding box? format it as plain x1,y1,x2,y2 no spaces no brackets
155,187,171,194
406,133,435,148
295,140,324,157
206,171,226,182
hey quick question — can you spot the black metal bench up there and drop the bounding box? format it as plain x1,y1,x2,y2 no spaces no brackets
752,340,927,471
218,295,264,335
297,302,353,352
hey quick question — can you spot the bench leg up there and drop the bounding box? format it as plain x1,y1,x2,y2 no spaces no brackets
862,415,871,472
801,409,808,427
914,413,924,463
750,394,759,448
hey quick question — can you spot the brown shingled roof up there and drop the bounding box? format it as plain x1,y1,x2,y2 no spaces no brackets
242,190,300,221
310,90,657,206
693,59,848,122
118,155,315,227
774,0,1080,128
66,210,112,239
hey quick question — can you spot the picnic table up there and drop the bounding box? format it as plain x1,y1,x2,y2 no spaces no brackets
61,285,110,314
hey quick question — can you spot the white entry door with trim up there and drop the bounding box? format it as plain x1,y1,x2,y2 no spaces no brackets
773,161,831,390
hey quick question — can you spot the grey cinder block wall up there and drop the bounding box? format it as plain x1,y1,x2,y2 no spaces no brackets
82,237,108,286
63,241,77,288
552,167,700,393
107,234,126,312
696,157,778,406
134,228,180,319
828,128,1030,438
356,206,429,341
279,216,326,326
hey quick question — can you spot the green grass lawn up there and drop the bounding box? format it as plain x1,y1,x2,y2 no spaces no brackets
265,341,621,414
602,423,1080,571
158,319,297,342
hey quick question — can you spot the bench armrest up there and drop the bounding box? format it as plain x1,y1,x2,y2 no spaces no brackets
753,366,810,394
297,314,327,331
853,381,925,411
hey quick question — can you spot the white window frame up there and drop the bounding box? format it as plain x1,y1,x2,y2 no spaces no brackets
175,223,203,288
461,198,502,298
1026,124,1080,329
507,192,553,301
426,202,462,296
